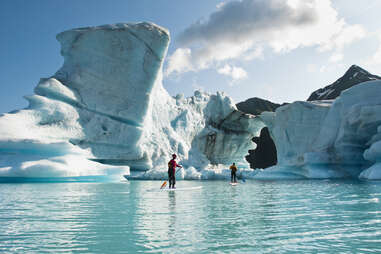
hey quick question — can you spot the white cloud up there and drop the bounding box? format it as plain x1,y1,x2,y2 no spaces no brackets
216,1,227,9
165,48,193,76
319,24,366,52
217,64,248,80
165,0,366,77
366,34,381,66
329,53,343,63
243,46,264,61
373,45,381,65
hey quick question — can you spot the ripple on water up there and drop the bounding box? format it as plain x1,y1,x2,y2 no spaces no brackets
0,180,381,253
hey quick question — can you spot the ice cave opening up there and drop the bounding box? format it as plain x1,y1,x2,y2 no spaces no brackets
246,127,277,170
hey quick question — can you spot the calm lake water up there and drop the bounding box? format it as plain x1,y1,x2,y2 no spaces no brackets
1,180,381,253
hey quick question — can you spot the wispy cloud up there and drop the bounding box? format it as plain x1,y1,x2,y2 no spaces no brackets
329,53,343,63
165,0,366,78
366,34,381,66
217,64,248,80
165,48,194,76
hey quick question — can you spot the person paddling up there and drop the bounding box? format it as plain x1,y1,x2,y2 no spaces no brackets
168,154,182,189
230,162,238,183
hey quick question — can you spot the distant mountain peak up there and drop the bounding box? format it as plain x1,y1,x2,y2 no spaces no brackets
236,97,282,115
307,65,381,101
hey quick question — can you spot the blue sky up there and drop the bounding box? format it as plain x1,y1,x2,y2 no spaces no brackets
0,0,380,113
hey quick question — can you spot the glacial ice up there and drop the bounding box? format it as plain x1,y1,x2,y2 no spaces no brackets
257,80,381,180
1,21,381,181
0,22,263,181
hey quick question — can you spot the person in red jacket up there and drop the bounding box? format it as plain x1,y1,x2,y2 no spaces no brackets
168,154,182,189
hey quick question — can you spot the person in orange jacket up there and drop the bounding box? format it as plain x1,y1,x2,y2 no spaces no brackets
230,162,238,183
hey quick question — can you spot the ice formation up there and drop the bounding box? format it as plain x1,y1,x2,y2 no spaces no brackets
2,22,381,181
257,80,381,180
0,22,263,181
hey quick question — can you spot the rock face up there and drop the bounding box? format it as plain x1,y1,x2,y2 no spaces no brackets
245,127,277,169
307,65,381,101
236,97,282,115
257,80,381,180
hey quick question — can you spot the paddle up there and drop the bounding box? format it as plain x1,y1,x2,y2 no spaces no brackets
160,180,167,189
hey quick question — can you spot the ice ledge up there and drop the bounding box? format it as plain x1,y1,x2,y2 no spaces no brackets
56,22,170,62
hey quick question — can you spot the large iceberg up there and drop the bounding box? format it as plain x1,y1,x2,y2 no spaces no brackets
3,22,381,182
0,22,262,181
257,80,381,180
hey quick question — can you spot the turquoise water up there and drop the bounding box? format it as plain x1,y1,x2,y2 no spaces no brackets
1,180,381,253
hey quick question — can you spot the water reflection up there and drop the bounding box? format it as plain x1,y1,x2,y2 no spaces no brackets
168,191,176,238
1,180,381,253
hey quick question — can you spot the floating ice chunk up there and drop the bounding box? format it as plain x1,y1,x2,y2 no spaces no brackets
0,140,129,178
359,163,381,180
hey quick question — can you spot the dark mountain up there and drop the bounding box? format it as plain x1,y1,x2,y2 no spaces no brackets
236,97,282,115
307,65,381,101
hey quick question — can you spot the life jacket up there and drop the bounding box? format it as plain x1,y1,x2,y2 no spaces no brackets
168,159,177,173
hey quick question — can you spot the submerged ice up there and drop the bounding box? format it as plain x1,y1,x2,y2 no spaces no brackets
1,22,381,181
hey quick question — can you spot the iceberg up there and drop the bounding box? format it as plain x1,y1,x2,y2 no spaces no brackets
257,80,381,180
3,21,380,182
0,22,263,181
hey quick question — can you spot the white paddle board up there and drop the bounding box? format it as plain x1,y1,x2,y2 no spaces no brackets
230,182,238,186
161,186,203,191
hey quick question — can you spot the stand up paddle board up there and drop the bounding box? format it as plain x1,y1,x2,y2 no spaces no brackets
146,186,202,192
162,186,202,191
230,182,238,186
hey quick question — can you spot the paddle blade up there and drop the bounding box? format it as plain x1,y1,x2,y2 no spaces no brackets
160,181,167,189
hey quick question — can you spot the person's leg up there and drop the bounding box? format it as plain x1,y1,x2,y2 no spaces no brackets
233,172,237,182
168,171,173,188
231,172,233,182
172,175,176,188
